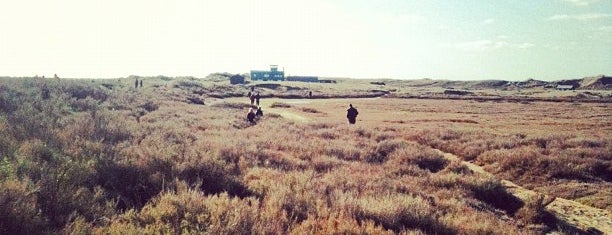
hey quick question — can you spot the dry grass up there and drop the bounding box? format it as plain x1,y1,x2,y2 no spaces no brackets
1,77,609,234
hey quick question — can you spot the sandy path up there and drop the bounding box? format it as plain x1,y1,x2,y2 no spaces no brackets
434,149,611,234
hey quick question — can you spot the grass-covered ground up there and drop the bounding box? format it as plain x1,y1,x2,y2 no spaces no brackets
0,76,610,234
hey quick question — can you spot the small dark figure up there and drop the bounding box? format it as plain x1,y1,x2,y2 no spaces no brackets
135,79,139,89
347,104,359,124
251,86,255,92
247,108,256,123
309,91,312,98
255,93,261,106
140,80,143,88
256,107,263,116
247,91,251,98
41,85,50,100
250,94,255,105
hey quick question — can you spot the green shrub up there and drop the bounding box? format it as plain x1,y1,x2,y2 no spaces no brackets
63,82,108,102
139,101,159,112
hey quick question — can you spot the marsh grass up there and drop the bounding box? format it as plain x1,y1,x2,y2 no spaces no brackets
0,77,608,234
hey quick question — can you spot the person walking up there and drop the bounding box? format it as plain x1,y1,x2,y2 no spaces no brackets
346,104,359,124
255,93,261,106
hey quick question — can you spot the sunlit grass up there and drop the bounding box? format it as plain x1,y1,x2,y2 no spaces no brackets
0,77,609,234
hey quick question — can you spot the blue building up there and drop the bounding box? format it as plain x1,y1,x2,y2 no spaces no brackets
251,65,284,81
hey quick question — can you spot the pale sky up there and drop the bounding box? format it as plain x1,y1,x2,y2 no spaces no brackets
1,0,611,80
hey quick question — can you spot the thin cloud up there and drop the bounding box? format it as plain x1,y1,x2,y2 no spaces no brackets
561,0,600,6
496,35,509,40
517,43,535,49
455,40,507,51
480,18,496,25
455,40,535,51
547,13,612,21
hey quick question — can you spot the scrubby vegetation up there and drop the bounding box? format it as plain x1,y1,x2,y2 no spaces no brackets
409,129,612,210
0,77,609,234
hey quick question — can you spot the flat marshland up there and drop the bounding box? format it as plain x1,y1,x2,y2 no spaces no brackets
0,77,610,234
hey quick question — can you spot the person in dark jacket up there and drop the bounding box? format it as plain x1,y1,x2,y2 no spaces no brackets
346,104,359,124
255,107,263,117
255,93,261,106
247,108,256,123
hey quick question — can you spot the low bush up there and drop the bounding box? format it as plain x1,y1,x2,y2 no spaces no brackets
0,178,48,235
139,101,159,112
212,102,252,109
290,215,395,235
364,139,409,163
63,82,108,102
301,107,321,113
388,144,449,173
270,102,292,108
464,178,523,214
78,184,260,234
354,193,454,234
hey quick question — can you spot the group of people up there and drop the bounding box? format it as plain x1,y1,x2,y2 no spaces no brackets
247,106,264,124
248,91,261,106
244,88,360,125
246,88,264,124
134,79,143,88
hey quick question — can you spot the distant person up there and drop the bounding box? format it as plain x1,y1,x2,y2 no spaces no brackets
135,79,139,89
256,106,263,117
41,84,50,100
255,93,261,106
346,104,359,124
247,91,251,98
309,91,312,98
140,79,143,88
247,108,256,123
250,94,255,106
